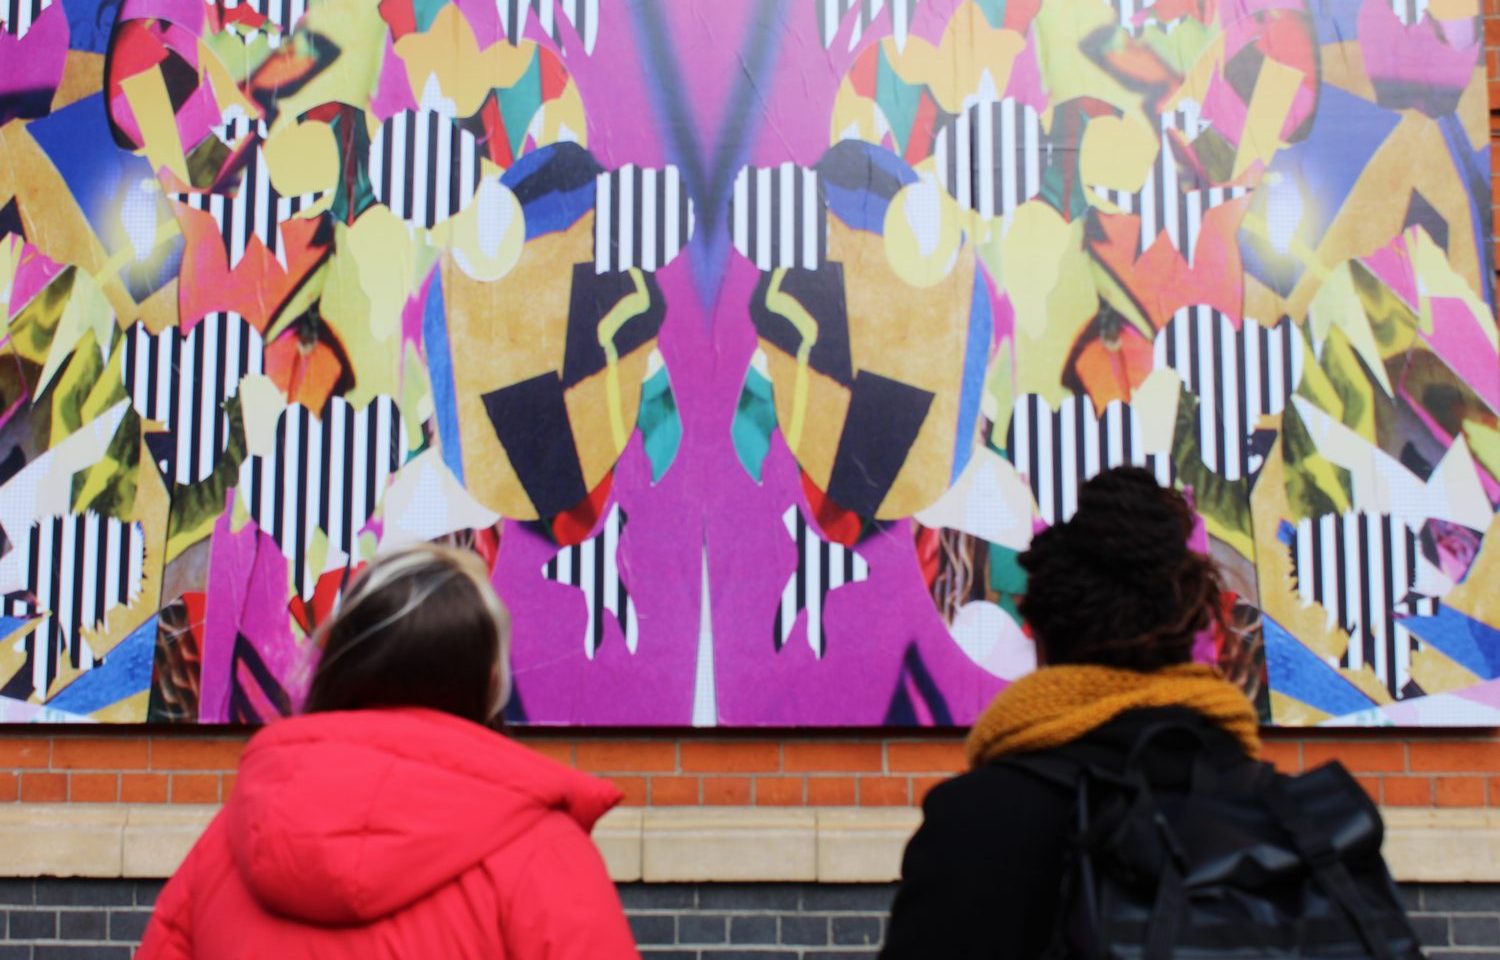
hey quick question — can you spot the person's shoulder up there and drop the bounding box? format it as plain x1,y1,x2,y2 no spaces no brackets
922,755,1075,821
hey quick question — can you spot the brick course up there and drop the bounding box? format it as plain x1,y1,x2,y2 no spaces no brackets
6,731,1500,810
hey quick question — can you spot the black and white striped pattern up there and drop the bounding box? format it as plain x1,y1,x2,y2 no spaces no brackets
237,396,408,599
1290,512,1429,698
817,0,920,50
1090,107,1250,262
122,313,265,486
2,0,51,38
1153,309,1304,482
775,507,870,658
731,164,827,271
1390,0,1428,25
368,110,483,230
219,0,308,36
172,147,324,268
3,513,144,698
1005,393,1175,526
594,165,695,273
499,0,601,54
211,110,266,151
932,99,1047,221
541,504,639,657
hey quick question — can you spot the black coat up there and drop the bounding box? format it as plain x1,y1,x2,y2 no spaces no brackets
880,707,1255,960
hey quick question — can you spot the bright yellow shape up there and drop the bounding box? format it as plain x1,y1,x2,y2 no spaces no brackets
980,338,1014,449
40,270,113,395
1428,0,1478,17
1339,666,1394,706
1309,262,1393,396
530,81,589,149
238,374,288,458
272,0,389,124
324,211,415,409
436,178,526,282
1270,689,1331,726
1409,645,1482,698
395,5,536,118
1232,57,1303,178
926,7,1026,112
764,268,820,453
264,119,340,197
1000,202,1095,407
0,234,20,318
883,179,964,288
597,268,652,454
1032,0,1136,111
120,67,190,183
91,690,151,723
1455,65,1488,150
1080,113,1158,193
830,76,890,145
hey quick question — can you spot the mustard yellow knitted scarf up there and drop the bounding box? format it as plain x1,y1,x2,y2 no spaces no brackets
964,663,1261,768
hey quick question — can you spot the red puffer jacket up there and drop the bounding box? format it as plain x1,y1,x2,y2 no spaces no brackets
136,708,638,960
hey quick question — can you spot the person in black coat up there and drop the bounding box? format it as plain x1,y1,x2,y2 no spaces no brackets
881,467,1265,960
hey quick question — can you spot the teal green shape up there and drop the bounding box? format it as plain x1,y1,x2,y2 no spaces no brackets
733,366,776,482
413,0,449,31
975,0,1005,27
875,48,922,156
986,542,1027,622
496,50,543,161
637,365,681,484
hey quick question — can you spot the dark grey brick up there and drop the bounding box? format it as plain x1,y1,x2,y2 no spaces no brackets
703,953,785,960
1412,914,1452,947
133,883,164,908
0,946,27,960
779,915,828,946
729,915,777,944
57,912,106,941
800,885,896,913
34,883,132,909
639,952,698,960
0,882,32,906
105,912,149,943
697,885,799,912
628,914,676,945
619,885,697,911
8,911,57,940
1452,917,1500,946
832,915,882,946
805,953,879,960
1399,884,1423,913
677,915,727,944
1424,887,1500,914
1426,953,1500,960
34,949,131,960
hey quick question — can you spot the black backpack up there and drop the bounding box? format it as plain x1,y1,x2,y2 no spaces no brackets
1005,722,1425,960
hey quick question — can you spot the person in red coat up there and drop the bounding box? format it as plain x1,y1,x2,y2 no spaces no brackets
137,543,640,960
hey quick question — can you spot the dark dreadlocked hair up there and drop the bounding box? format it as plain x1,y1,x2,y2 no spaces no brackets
1018,466,1227,671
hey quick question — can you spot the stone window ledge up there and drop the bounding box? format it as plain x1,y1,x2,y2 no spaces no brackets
0,806,1492,884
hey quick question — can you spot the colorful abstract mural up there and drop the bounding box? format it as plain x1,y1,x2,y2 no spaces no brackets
0,0,1495,726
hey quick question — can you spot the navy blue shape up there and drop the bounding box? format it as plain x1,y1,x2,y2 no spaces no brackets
883,643,954,726
817,140,919,235
46,615,155,715
62,0,122,53
1263,617,1379,718
481,373,589,518
1239,87,1401,295
502,142,600,240
748,263,853,386
0,199,21,240
827,370,934,517
28,93,158,255
561,264,665,390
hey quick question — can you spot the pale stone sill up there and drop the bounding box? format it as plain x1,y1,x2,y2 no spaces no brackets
0,806,1493,884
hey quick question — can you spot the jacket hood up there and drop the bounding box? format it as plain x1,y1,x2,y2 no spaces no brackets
225,708,621,926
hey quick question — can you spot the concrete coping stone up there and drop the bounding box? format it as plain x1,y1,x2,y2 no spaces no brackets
0,805,1491,884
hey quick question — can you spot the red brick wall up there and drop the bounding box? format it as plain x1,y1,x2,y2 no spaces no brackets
1,729,1499,810
0,4,1496,815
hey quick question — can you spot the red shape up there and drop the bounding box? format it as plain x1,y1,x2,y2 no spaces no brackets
539,48,570,102
478,95,514,167
377,0,417,40
849,46,879,98
914,524,941,590
800,472,863,547
905,91,940,166
551,473,614,546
